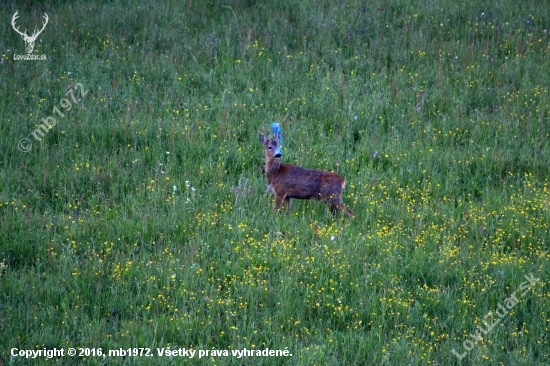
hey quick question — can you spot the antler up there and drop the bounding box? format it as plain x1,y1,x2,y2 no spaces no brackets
11,11,27,38
11,11,48,41
29,13,49,41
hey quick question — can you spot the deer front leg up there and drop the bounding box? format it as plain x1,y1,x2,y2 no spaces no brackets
274,195,284,211
284,197,291,213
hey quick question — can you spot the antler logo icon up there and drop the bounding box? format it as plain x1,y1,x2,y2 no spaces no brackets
11,11,49,54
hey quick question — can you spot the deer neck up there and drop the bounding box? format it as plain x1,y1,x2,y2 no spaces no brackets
265,156,281,177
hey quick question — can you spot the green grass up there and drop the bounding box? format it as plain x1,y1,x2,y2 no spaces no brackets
1,0,549,365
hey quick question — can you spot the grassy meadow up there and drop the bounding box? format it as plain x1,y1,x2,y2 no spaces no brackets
1,0,550,364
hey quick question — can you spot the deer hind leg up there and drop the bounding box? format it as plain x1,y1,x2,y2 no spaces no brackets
340,204,355,218
331,200,354,217
328,195,351,216
326,194,341,213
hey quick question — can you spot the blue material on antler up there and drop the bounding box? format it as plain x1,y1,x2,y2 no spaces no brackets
271,122,283,147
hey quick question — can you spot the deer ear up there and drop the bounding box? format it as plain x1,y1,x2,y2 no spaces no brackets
259,134,266,144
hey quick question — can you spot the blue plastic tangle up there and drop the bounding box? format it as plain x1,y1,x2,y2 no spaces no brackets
270,122,283,148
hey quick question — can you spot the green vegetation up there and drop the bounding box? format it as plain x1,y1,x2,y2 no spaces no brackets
1,0,549,364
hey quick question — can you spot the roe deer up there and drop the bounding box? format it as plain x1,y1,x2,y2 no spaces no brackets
259,133,354,217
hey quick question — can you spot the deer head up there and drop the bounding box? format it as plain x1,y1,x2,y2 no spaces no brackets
259,133,283,159
260,122,283,161
11,11,49,54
